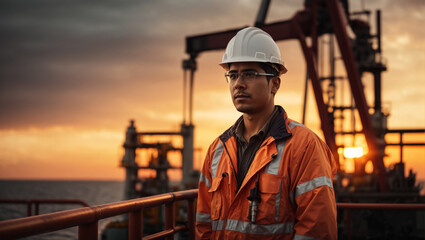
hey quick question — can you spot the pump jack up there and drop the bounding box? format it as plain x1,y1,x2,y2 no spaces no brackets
183,0,425,197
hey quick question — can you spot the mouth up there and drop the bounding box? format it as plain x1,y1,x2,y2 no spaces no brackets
234,93,250,100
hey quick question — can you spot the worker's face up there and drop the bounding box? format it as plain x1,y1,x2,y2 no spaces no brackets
228,62,280,114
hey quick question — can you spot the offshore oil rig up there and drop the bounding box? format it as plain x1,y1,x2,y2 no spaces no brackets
0,0,424,239
111,0,425,238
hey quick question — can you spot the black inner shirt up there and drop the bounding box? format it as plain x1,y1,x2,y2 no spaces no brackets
233,106,279,192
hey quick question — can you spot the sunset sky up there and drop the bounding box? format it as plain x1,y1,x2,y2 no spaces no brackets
0,0,424,182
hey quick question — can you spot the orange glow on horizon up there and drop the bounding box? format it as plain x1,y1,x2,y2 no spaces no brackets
0,1,423,184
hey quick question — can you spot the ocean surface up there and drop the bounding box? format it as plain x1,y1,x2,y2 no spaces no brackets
0,180,125,240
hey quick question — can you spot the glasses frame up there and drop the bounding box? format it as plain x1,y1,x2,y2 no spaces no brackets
224,71,276,83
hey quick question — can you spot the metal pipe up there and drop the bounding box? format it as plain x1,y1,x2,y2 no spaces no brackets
337,203,425,210
254,0,271,27
138,132,181,136
302,71,308,125
0,207,96,239
189,67,195,124
400,132,404,163
27,203,32,217
2,189,425,239
377,10,381,53
144,226,188,240
374,69,382,113
78,222,98,240
165,202,175,240
326,0,388,191
0,190,198,239
311,2,319,58
187,199,195,240
293,16,339,167
386,129,425,133
386,143,425,146
345,209,352,240
183,65,187,124
129,210,142,240
0,199,89,217
182,123,194,185
35,203,39,216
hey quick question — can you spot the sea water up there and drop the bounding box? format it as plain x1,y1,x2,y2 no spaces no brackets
0,180,125,240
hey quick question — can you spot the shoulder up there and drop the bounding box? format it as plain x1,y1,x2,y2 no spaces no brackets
287,119,316,138
206,129,231,160
286,118,328,148
206,137,222,157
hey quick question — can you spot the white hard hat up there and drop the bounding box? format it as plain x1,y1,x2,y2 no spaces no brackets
220,27,287,74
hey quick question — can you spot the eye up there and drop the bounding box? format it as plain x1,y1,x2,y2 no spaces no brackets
229,72,238,80
244,71,256,78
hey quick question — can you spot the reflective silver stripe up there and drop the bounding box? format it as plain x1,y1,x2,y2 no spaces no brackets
199,172,211,188
275,178,282,221
295,176,333,198
225,219,294,235
211,142,223,178
196,212,211,223
265,140,286,175
289,121,304,130
293,234,322,240
212,220,225,231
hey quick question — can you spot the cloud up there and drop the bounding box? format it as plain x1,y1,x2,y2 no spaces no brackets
0,0,423,131
0,0,262,130
0,0,424,181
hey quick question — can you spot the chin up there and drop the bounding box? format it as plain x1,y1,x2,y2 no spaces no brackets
235,105,253,114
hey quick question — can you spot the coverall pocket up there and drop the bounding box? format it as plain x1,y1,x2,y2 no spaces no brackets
257,174,282,222
208,177,225,220
259,174,281,193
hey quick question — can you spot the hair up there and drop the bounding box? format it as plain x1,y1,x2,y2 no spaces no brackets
258,63,280,82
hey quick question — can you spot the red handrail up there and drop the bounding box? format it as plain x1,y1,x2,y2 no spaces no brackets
1,189,424,240
0,198,90,216
337,202,425,210
0,189,198,240
336,202,425,240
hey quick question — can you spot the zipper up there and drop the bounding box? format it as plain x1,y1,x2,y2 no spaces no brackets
219,138,278,232
219,139,237,235
221,139,237,185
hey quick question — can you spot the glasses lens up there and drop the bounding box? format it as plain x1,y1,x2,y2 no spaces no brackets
242,71,257,81
229,72,238,81
225,72,238,82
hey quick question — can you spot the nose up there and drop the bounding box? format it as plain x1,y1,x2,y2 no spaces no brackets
232,75,246,89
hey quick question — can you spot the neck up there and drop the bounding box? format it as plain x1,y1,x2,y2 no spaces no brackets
242,104,275,141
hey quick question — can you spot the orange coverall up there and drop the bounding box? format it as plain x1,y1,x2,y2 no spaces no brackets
196,109,337,239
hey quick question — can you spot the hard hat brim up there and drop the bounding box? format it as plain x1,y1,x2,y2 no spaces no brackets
219,60,288,75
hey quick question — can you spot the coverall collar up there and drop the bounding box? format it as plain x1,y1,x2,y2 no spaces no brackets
219,105,292,143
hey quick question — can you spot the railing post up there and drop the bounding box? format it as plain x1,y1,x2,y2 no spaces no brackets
129,210,142,240
35,202,40,215
165,202,175,240
78,221,98,240
187,199,195,240
399,132,404,163
0,189,199,239
345,209,352,240
27,201,32,216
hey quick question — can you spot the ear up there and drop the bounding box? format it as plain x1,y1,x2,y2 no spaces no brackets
270,77,281,95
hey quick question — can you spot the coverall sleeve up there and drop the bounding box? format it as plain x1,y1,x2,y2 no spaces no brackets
195,141,216,239
291,135,337,240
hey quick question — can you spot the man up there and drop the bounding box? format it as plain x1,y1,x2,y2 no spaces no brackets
196,27,337,239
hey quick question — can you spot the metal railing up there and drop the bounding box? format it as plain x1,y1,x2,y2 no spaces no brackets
0,198,90,217
385,128,425,163
338,202,425,240
0,189,198,240
1,189,425,240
